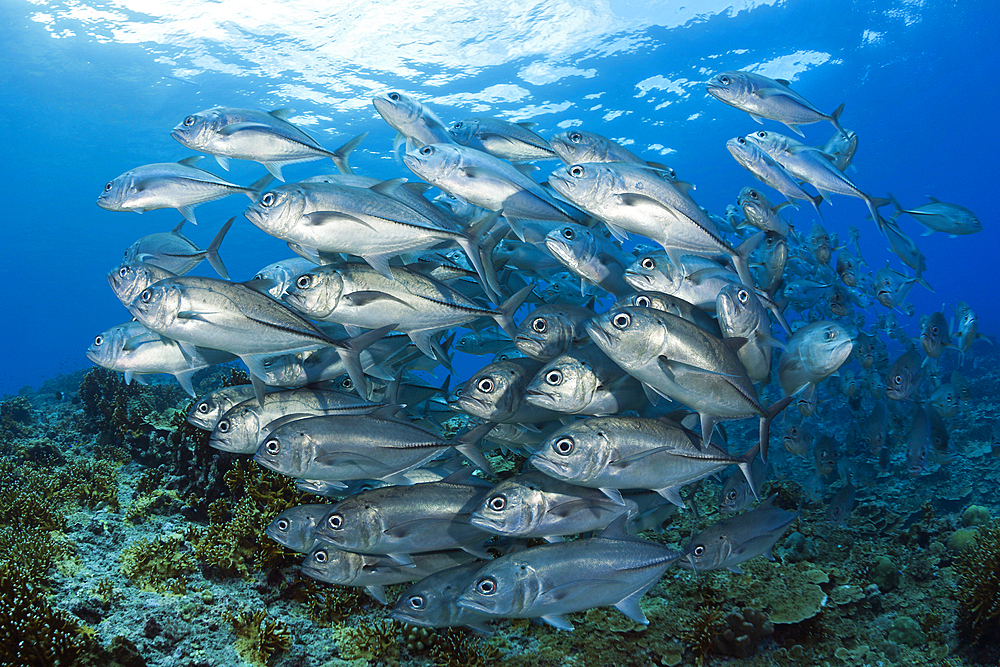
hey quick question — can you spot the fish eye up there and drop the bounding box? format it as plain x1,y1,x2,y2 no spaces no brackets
635,295,651,307
183,115,196,127
825,329,836,340
276,519,289,532
641,257,655,270
569,132,582,143
93,335,103,346
737,137,746,145
217,420,230,433
748,189,758,200
313,548,328,563
104,182,113,191
790,427,798,435
420,145,434,156
727,490,738,501
569,165,585,177
342,377,354,389
545,370,563,385
327,513,343,530
140,289,152,303
612,313,631,329
488,495,507,511
720,75,730,84
554,437,574,455
477,377,495,393
295,275,313,289
197,403,209,414
737,289,749,303
561,227,575,239
407,595,426,610
261,192,276,207
756,131,767,138
475,576,497,595
931,326,939,334
452,121,463,129
388,92,400,101
118,267,129,278
264,438,280,455
894,374,903,386
693,545,705,557
532,317,547,333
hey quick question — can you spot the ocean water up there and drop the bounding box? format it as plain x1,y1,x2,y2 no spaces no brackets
2,1,1000,666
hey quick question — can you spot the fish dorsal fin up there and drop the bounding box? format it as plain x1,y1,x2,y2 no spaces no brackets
269,108,295,121
775,78,791,86
370,178,408,197
178,156,204,167
598,512,632,540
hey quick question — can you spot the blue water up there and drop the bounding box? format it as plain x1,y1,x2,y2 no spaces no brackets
0,0,995,396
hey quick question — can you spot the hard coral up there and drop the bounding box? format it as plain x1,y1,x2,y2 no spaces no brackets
226,609,292,667
426,627,501,667
0,567,96,666
710,608,774,658
0,395,34,438
119,533,197,594
334,619,401,665
955,520,1000,644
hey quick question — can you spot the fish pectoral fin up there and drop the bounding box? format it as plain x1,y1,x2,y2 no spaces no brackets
176,310,214,321
219,121,273,136
540,580,618,606
361,253,396,279
344,290,417,309
460,543,493,559
654,486,685,507
364,585,388,605
610,446,672,469
382,518,456,539
615,192,666,210
657,355,741,379
383,552,416,567
539,614,575,631
599,487,627,506
614,589,650,625
603,220,630,242
547,499,610,519
312,451,382,467
303,211,373,228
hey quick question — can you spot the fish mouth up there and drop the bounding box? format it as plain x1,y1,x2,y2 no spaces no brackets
585,321,613,348
468,513,505,533
528,453,567,477
455,592,493,614
514,335,542,355
623,269,652,289
457,395,489,414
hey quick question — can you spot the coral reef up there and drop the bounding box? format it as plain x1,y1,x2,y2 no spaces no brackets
332,619,401,664
225,608,292,666
954,520,1000,647
119,533,197,594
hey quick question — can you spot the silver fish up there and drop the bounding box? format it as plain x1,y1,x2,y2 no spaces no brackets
391,561,494,632
612,290,722,338
543,222,633,297
529,414,757,507
716,282,775,384
726,136,823,213
777,321,853,396
171,106,365,180
97,157,269,224
455,357,560,424
264,503,333,553
525,345,644,416
448,117,556,162
681,494,798,573
186,384,258,431
736,186,792,236
886,350,922,401
888,194,982,236
514,303,594,361
107,261,177,308
549,129,652,166
707,70,847,138
123,218,232,279
373,91,455,150
455,517,681,630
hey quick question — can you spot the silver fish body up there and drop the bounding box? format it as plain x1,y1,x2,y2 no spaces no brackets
123,218,232,279
514,303,594,361
391,561,494,632
455,357,561,424
448,117,556,161
525,345,644,416
543,222,633,297
777,321,853,396
373,92,455,149
716,282,773,383
186,385,259,430
264,503,333,553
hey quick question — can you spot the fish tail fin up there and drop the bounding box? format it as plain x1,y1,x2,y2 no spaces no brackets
331,132,368,175
205,217,234,280
759,395,794,463
887,192,905,221
493,284,534,339
450,421,497,474
916,272,934,293
830,102,848,140
739,442,762,503
732,231,764,289
333,323,397,399
244,174,275,199
459,211,504,304
809,192,824,219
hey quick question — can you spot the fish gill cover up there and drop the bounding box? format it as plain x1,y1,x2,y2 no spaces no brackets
1,0,999,666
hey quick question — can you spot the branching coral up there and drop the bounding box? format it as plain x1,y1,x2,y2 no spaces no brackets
0,567,96,666
119,533,197,594
955,520,1000,643
333,619,401,665
426,627,502,667
226,608,292,666
0,395,34,438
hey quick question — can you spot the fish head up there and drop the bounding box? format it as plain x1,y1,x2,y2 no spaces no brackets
456,361,524,421
544,223,599,270
264,505,324,552
530,422,614,484
930,384,958,419
585,307,665,370
254,426,310,478
743,129,787,155
457,557,538,617
624,251,679,293
127,281,182,333
716,282,764,335
836,251,857,287
547,163,612,210
209,404,259,453
797,321,854,378
96,171,135,211
244,185,304,237
85,324,128,368
813,435,838,476
920,312,948,357
446,118,479,145
706,70,752,105
736,185,772,225
301,544,359,584
315,501,382,553
680,528,732,573
549,130,599,164
471,479,545,536
257,350,309,386
725,135,765,169
392,564,480,628
526,355,593,413
403,143,460,182
372,91,424,128
718,474,749,514
781,419,812,456
108,262,161,306
282,267,344,320
170,108,221,151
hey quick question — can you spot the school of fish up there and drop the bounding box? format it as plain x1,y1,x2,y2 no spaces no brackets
87,71,986,631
